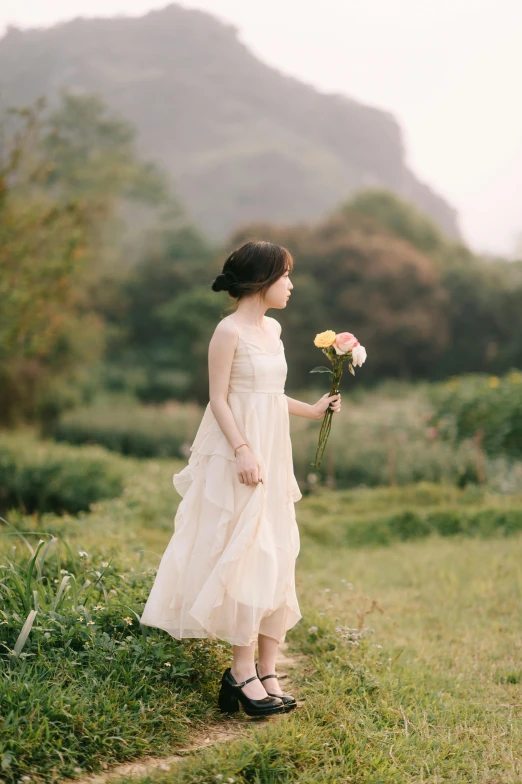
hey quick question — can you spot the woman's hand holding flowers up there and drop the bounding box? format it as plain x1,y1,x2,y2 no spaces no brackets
312,392,341,419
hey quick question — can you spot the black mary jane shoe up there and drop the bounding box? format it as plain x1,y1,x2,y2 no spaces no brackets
255,662,297,711
217,667,285,717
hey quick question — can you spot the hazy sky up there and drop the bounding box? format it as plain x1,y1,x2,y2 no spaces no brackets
1,0,521,255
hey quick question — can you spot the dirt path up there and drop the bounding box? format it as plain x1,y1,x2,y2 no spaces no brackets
65,642,305,784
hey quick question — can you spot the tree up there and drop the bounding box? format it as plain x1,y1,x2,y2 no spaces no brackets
0,93,177,425
344,189,448,257
0,102,102,425
229,205,450,384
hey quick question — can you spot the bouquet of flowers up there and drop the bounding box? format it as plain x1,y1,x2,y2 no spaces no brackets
310,330,367,469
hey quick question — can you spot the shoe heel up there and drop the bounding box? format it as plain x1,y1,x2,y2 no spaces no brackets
218,683,240,713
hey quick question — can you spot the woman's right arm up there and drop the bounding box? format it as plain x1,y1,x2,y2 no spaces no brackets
208,320,262,486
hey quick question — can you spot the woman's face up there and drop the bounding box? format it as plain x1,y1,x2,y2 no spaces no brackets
264,264,294,309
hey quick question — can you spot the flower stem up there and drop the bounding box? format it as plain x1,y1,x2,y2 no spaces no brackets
312,359,344,469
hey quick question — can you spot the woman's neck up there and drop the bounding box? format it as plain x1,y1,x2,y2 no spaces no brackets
233,299,268,329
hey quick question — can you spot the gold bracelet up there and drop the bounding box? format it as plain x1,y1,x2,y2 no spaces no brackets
234,442,248,457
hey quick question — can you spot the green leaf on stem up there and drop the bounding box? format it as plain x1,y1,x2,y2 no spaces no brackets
309,366,334,375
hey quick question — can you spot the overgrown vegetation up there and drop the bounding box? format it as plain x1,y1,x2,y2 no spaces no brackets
50,380,522,493
429,370,522,460
0,436,124,515
1,437,521,782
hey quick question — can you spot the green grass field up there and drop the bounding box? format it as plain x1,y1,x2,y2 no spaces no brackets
1,437,521,783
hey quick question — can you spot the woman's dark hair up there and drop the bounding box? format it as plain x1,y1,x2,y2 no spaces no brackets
211,240,293,302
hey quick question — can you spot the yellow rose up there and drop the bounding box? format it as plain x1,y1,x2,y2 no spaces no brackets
314,330,337,348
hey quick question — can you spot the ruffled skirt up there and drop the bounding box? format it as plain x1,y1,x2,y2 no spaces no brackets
139,392,303,646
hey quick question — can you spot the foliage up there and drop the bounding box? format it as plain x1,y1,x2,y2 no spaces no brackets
300,484,522,548
100,224,222,405
0,437,123,515
1,437,521,781
0,93,177,427
43,92,168,209
0,102,103,426
52,399,204,458
346,189,448,256
428,370,522,460
231,204,451,384
50,381,514,490
0,527,228,782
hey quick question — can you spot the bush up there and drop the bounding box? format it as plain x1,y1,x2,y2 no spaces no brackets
290,382,483,490
341,505,522,548
0,439,123,515
299,483,522,549
429,371,522,460
52,399,203,458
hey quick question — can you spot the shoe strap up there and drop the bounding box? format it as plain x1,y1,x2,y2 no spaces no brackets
236,674,259,688
257,671,288,681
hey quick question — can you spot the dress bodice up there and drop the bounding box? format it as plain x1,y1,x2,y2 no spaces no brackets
226,317,288,395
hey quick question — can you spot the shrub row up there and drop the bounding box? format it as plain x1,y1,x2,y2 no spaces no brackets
0,440,123,515
303,503,522,549
52,400,202,459
52,387,490,490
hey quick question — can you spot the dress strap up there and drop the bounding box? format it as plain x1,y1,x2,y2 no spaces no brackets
228,317,241,338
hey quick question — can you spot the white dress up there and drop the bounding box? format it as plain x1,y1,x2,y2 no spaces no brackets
139,315,303,646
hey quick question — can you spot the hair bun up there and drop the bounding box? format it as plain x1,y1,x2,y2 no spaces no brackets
211,270,239,293
211,273,228,292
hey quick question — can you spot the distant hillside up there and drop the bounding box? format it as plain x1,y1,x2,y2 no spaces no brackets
0,5,461,240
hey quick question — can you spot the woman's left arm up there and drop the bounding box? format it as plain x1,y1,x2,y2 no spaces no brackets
277,320,341,418
285,392,341,419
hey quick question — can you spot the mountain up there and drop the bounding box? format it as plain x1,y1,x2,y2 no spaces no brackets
0,5,461,241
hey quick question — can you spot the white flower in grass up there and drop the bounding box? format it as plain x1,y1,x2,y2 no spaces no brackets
86,620,95,626
165,662,172,667
122,616,133,625
77,617,84,623
308,626,318,633
1,620,8,625
78,551,88,558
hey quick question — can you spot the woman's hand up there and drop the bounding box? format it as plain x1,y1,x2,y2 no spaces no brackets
235,445,263,486
311,392,341,420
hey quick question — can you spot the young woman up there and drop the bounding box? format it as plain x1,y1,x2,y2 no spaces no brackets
140,240,341,717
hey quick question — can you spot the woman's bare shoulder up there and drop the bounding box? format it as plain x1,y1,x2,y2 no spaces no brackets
211,315,239,343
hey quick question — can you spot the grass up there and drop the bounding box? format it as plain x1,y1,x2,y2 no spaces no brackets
1,436,521,783
112,535,522,784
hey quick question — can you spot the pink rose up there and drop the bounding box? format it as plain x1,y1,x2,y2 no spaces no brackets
333,332,359,355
